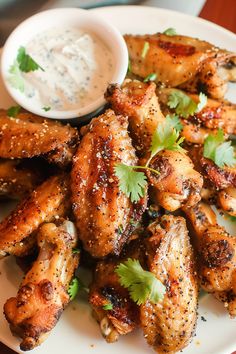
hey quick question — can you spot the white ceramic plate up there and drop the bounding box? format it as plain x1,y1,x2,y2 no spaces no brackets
0,5,236,354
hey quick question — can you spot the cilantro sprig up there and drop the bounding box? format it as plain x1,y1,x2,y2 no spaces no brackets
115,258,166,305
163,27,177,36
114,115,185,203
203,129,236,168
7,105,21,118
68,276,89,300
167,89,207,118
8,46,44,92
103,302,113,311
143,73,157,83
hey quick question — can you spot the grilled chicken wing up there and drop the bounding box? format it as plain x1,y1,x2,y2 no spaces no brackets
71,109,147,258
0,111,78,166
218,187,236,217
105,80,165,157
183,202,236,317
147,150,203,211
4,220,79,351
124,33,236,99
158,88,236,136
0,174,70,257
0,160,42,199
140,215,198,354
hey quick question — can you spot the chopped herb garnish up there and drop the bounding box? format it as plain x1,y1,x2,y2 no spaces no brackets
8,61,24,92
227,215,236,222
167,89,207,118
203,129,236,168
143,73,157,82
201,316,207,322
141,41,150,59
117,225,124,235
17,46,44,73
68,276,88,300
7,105,21,118
128,58,132,73
103,302,113,311
72,248,80,254
115,258,166,305
42,106,51,112
163,27,177,36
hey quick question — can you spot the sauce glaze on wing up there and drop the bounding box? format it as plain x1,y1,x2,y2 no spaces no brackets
71,109,147,258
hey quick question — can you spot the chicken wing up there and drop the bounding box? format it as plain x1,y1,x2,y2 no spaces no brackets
218,187,236,217
0,111,79,167
0,160,42,199
0,174,70,257
71,109,147,258
124,33,236,98
158,88,236,136
4,220,79,351
183,202,236,317
140,215,198,354
146,150,203,211
105,79,165,157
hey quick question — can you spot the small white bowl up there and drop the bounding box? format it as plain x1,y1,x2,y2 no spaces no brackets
1,8,128,122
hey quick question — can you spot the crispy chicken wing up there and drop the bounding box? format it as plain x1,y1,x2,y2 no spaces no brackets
147,150,203,211
105,80,165,157
183,202,236,317
4,220,79,351
0,160,42,199
158,88,236,137
0,174,70,257
124,33,236,99
218,187,236,217
140,215,198,354
0,111,78,166
71,109,147,258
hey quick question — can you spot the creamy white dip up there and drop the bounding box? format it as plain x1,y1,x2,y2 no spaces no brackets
23,27,114,111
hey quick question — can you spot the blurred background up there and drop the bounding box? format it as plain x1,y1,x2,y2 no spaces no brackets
0,0,236,46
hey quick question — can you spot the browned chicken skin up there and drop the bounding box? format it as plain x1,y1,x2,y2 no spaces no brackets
0,111,78,166
105,79,165,157
183,202,236,317
4,220,79,351
71,109,147,258
0,160,42,199
218,187,236,217
0,174,70,257
124,33,236,99
140,215,198,354
158,88,236,137
147,150,203,211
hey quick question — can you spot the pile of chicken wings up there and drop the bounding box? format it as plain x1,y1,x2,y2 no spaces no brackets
0,32,236,353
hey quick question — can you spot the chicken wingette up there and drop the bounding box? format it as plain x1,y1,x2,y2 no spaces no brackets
140,215,198,354
4,220,79,351
0,110,79,167
0,174,70,257
71,109,147,258
125,33,236,99
147,150,203,211
105,79,165,157
183,202,236,317
0,160,42,199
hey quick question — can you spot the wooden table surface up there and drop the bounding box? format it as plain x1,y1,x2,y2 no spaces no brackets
0,0,235,353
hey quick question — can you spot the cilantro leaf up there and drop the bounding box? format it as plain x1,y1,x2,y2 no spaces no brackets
228,215,236,222
144,73,157,82
103,302,113,311
165,114,183,132
128,58,132,73
163,27,177,36
68,276,88,300
72,248,80,254
141,41,150,59
8,61,24,92
115,258,166,305
203,129,236,168
114,164,147,203
167,89,207,118
17,46,44,73
7,105,21,118
42,106,51,112
146,116,185,166
68,277,80,300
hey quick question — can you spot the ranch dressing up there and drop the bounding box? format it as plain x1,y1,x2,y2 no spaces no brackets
23,27,114,111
